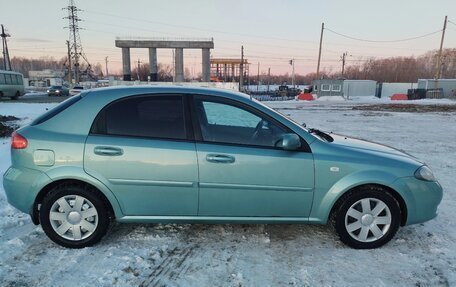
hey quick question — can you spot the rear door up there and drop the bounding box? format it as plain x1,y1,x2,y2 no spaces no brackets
84,94,198,216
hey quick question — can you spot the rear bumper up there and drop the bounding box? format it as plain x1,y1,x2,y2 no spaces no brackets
391,177,443,225
3,166,50,215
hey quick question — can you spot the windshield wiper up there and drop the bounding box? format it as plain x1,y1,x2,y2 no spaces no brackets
308,128,334,142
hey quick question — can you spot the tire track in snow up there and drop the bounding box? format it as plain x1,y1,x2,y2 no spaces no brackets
139,244,199,287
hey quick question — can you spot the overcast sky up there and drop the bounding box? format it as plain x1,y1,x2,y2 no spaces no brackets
1,0,455,75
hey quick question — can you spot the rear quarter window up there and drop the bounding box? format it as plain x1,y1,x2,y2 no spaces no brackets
31,95,82,126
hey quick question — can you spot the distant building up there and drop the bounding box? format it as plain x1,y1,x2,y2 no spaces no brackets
417,79,456,98
28,69,65,87
378,83,416,98
312,79,344,97
210,58,249,82
312,79,377,98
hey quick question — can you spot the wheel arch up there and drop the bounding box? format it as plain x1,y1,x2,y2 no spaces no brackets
309,168,412,225
32,177,121,225
328,183,408,226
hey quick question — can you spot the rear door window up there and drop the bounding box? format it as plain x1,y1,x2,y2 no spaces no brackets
92,95,187,140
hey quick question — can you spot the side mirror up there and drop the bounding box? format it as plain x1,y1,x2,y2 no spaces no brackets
301,122,307,128
279,133,301,151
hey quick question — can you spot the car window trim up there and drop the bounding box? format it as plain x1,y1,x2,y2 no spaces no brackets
190,94,311,153
88,133,196,144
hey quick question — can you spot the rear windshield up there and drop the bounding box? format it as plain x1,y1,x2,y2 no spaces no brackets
31,95,82,126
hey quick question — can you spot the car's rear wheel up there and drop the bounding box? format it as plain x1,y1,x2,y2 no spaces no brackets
334,187,401,249
40,183,110,248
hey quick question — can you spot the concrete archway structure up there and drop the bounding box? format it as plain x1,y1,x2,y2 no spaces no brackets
115,38,214,82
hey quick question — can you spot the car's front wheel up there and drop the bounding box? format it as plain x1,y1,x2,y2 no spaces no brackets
334,187,401,249
39,183,110,248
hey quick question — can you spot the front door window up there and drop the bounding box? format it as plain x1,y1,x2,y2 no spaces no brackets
196,99,287,148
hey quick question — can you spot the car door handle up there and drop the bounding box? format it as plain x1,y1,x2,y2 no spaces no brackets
206,154,235,164
94,146,124,156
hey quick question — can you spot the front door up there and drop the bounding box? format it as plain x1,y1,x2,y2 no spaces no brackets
193,96,314,217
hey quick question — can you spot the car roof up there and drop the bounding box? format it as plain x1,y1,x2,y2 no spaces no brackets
82,85,251,102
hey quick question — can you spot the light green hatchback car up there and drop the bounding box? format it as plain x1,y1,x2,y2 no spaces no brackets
3,86,442,249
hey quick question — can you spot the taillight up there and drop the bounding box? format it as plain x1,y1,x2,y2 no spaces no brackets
11,132,28,149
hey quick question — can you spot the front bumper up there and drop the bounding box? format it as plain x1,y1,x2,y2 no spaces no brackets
391,176,443,225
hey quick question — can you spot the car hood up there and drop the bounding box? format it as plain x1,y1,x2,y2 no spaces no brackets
329,133,423,164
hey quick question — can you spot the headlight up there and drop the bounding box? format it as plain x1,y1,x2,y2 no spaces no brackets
46,90,50,92
414,166,436,181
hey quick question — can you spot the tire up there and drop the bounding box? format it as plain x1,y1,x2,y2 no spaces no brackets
10,91,20,100
39,183,111,248
333,187,401,249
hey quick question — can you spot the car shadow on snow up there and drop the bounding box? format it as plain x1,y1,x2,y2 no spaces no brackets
104,222,343,248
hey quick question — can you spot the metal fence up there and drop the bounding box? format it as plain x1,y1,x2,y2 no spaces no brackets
252,95,296,101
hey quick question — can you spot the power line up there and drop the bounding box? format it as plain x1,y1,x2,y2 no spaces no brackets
83,21,437,52
324,27,442,43
84,10,315,44
83,21,441,52
83,19,318,52
447,20,456,32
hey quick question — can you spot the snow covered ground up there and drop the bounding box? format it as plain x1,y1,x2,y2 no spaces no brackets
0,98,455,286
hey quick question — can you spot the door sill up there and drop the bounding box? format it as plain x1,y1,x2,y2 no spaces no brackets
117,215,310,224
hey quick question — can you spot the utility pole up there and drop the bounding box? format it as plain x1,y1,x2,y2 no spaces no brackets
105,56,109,78
66,40,72,84
1,24,12,71
257,62,260,92
341,52,350,76
435,15,447,80
172,49,175,81
137,58,141,81
64,1,81,83
64,0,93,83
267,67,271,94
239,45,244,91
290,59,295,88
316,22,324,79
